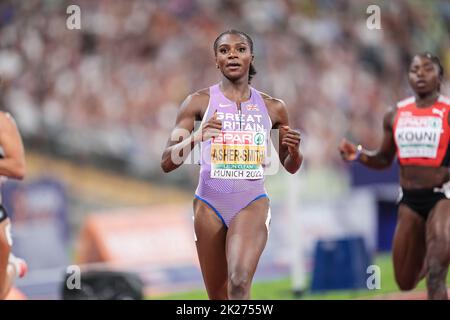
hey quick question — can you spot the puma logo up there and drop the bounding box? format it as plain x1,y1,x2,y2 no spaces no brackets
432,108,445,118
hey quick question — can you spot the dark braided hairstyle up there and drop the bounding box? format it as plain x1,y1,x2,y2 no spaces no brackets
213,30,257,84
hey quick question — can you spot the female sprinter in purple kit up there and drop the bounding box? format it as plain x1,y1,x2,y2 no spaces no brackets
162,30,302,299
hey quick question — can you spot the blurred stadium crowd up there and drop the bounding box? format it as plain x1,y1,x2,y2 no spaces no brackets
0,0,449,179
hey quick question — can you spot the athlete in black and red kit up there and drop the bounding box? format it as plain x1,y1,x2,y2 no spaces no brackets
340,53,450,300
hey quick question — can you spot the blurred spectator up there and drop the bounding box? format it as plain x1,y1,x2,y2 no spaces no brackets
0,0,449,180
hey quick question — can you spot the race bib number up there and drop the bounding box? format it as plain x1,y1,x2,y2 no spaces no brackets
210,131,265,179
395,115,442,158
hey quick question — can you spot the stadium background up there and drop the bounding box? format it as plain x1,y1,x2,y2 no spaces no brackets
0,0,449,299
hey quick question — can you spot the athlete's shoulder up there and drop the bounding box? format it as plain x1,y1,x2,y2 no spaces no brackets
258,91,288,127
438,94,450,106
259,91,286,111
396,96,415,109
0,111,19,139
191,87,210,98
0,111,16,126
185,87,210,103
179,87,210,112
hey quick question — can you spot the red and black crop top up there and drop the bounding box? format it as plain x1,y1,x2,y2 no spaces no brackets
393,95,450,167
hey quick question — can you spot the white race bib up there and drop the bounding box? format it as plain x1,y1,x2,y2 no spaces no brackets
395,116,442,158
210,131,266,179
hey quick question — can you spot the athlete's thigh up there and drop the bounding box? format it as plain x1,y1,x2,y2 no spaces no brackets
426,199,450,265
226,197,270,277
392,204,426,280
193,198,228,297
